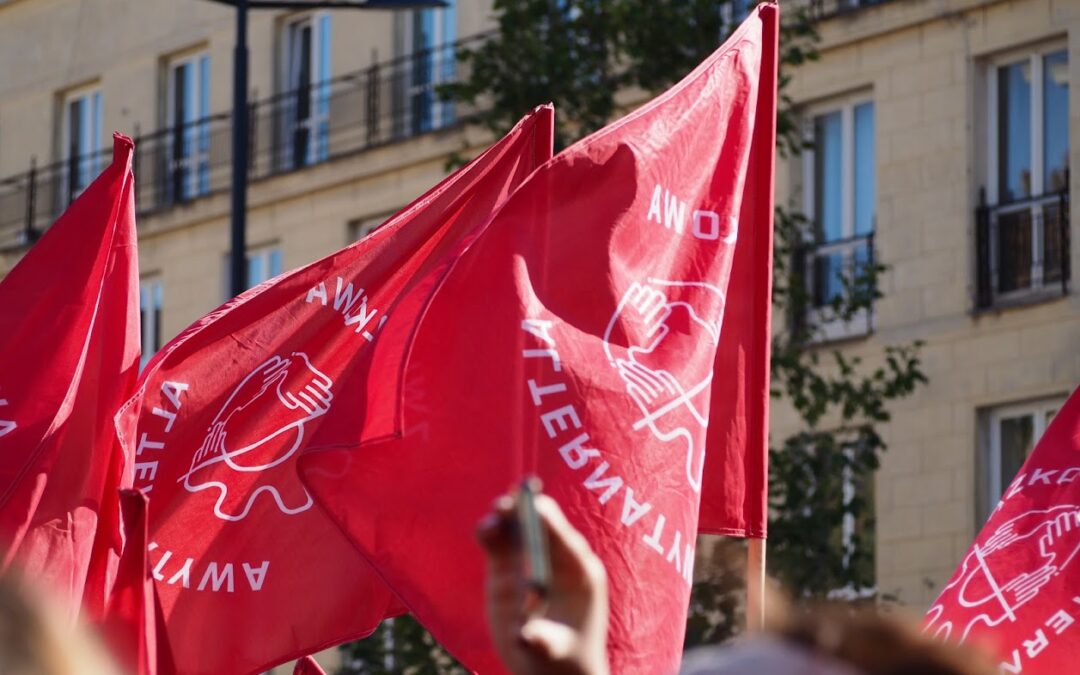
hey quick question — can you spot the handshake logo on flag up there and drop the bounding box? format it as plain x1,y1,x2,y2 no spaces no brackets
925,505,1080,642
603,278,724,493
183,352,334,521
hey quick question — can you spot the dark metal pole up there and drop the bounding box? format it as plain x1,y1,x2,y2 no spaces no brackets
229,0,250,297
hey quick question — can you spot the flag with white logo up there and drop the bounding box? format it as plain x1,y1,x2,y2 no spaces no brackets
926,386,1080,674
0,134,140,619
114,108,553,675
299,6,777,672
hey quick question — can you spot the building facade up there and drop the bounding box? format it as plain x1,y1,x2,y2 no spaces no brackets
780,0,1078,609
0,0,1076,660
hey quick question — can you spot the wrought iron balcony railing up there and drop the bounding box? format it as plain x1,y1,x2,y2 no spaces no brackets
792,231,876,341
975,180,1071,311
0,35,484,252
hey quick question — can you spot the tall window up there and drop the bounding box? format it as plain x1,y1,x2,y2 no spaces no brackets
166,52,211,202
399,0,455,136
280,14,331,169
981,48,1070,303
801,98,876,337
984,398,1064,517
61,86,104,203
140,277,164,371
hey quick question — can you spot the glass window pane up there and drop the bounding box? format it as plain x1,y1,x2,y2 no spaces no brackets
814,111,843,243
998,60,1032,202
853,102,875,236
269,249,283,277
1043,50,1069,193
999,414,1035,489
996,207,1033,292
247,254,264,288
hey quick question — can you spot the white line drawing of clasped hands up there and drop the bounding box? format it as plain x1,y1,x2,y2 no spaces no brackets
182,352,333,521
602,278,725,493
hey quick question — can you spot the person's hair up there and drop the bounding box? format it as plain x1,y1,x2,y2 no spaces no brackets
772,603,996,675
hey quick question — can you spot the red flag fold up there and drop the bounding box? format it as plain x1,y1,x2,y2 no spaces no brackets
0,134,140,619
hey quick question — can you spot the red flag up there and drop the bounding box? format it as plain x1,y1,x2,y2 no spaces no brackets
114,107,553,675
0,134,140,618
293,655,327,675
100,490,174,675
925,387,1080,673
299,7,777,673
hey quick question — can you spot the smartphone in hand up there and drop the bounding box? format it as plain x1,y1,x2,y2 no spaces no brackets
516,476,551,606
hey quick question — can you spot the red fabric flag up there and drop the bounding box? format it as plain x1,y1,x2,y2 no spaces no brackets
113,107,553,675
299,7,777,673
925,387,1080,674
293,655,327,675
100,490,175,675
0,134,140,618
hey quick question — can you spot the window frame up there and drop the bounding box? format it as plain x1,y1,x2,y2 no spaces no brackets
60,84,104,203
985,396,1066,515
139,276,164,371
279,12,332,168
799,93,876,341
981,43,1070,304
165,49,212,202
396,0,457,136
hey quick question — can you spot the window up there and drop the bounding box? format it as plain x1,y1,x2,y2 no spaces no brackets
140,277,164,370
279,14,331,169
397,0,455,136
984,397,1065,516
247,246,283,287
61,86,104,204
348,214,391,243
800,98,876,339
978,48,1070,307
165,51,211,203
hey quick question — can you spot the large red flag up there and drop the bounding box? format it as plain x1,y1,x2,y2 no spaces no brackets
0,134,140,618
299,7,777,673
925,386,1080,674
114,107,553,675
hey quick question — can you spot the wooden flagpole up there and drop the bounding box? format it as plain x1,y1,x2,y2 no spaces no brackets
746,538,766,632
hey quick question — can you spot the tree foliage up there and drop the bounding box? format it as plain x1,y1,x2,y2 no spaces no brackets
339,1,927,670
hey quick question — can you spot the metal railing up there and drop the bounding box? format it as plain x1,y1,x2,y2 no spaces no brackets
0,35,485,252
975,181,1071,310
792,231,876,339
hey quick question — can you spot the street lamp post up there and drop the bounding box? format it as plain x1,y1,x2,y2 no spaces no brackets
204,0,446,298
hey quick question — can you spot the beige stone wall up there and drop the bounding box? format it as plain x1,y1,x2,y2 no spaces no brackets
780,0,1080,608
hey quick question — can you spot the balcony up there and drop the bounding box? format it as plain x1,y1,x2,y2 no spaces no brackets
974,182,1071,311
793,232,876,342
0,36,481,252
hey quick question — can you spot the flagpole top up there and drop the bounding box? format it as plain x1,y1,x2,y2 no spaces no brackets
112,132,134,167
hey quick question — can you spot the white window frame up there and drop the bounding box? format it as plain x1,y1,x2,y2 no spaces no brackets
985,43,1069,300
222,244,284,298
800,93,875,341
397,0,456,134
165,50,212,201
987,396,1066,513
280,12,331,167
139,277,164,371
60,84,104,202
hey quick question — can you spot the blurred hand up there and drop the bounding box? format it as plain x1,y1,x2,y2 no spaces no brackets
477,493,609,675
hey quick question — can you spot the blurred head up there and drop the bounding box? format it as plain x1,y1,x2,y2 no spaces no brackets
682,599,997,675
0,576,120,675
